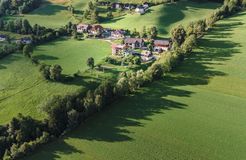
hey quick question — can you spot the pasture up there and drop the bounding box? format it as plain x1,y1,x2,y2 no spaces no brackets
33,38,111,75
24,11,246,160
102,1,220,37
0,54,85,124
0,38,113,125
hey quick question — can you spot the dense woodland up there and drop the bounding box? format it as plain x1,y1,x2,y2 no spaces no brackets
0,0,246,159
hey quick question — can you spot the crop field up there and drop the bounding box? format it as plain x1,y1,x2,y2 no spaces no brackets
33,38,111,75
24,11,246,160
101,1,220,37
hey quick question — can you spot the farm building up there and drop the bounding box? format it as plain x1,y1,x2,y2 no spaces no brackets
111,30,126,39
0,35,7,41
124,38,144,49
111,44,126,55
154,39,171,52
77,24,91,33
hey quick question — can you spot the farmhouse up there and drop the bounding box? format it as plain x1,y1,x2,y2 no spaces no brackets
111,44,126,55
16,37,32,44
111,30,126,39
124,38,144,49
141,50,155,62
154,39,171,52
135,4,149,14
89,25,104,36
0,35,7,41
112,3,123,9
77,23,90,33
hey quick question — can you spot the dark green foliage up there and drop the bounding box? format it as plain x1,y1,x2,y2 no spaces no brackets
87,57,95,69
23,44,33,58
0,0,41,16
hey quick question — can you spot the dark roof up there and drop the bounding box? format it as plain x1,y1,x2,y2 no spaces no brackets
124,38,144,44
0,35,6,38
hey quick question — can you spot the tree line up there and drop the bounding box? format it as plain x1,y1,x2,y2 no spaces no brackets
0,0,246,159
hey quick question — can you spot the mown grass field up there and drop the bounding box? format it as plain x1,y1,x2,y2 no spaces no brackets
33,38,111,75
24,11,246,160
102,1,220,37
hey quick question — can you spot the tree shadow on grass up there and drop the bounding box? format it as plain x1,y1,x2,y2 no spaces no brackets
34,55,59,61
30,2,67,16
25,14,244,159
158,1,220,35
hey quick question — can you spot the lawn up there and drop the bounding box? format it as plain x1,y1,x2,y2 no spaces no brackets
101,1,220,37
33,38,111,75
24,11,246,160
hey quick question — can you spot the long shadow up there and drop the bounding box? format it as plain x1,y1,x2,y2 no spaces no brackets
25,12,244,159
158,1,221,35
29,2,67,16
33,54,58,61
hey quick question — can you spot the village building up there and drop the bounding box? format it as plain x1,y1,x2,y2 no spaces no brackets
135,4,149,14
112,3,123,9
0,35,7,42
17,37,32,44
111,30,126,39
153,39,171,52
143,2,150,9
111,44,126,55
89,25,104,36
124,38,144,49
141,50,155,61
77,23,90,33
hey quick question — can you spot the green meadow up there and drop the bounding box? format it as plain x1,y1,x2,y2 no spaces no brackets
24,11,246,160
0,38,111,124
33,38,111,75
0,54,84,124
102,1,220,37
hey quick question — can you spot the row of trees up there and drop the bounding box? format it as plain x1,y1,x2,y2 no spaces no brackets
0,0,41,16
1,0,246,159
83,1,100,23
0,18,76,43
0,43,20,59
131,26,158,39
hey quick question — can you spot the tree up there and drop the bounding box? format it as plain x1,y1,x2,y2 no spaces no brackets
40,96,68,136
87,57,94,69
23,44,33,58
141,26,147,38
49,64,62,81
147,26,158,39
242,0,246,7
107,11,113,19
181,34,197,55
171,25,186,46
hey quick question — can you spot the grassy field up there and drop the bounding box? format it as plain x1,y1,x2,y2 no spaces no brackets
33,38,111,75
0,54,85,124
4,0,90,29
24,11,246,160
0,38,116,125
102,1,220,37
